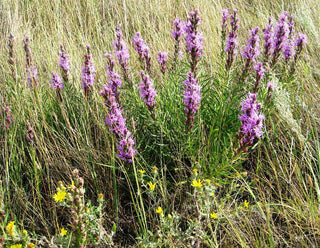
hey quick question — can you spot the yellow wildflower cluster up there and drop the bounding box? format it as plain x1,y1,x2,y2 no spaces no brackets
9,244,22,248
147,181,157,191
191,179,203,188
155,206,163,215
6,221,15,236
53,189,67,203
27,243,35,248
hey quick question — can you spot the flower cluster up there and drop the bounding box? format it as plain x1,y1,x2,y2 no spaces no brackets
81,45,96,97
293,33,308,63
100,84,136,163
105,53,122,101
263,17,274,61
50,71,64,89
183,71,201,130
238,93,264,149
271,12,289,65
241,27,260,70
59,44,70,82
113,25,130,82
220,9,229,56
139,71,157,113
133,32,152,74
157,51,168,74
23,36,39,88
225,9,239,70
172,17,184,66
184,9,204,73
253,62,265,92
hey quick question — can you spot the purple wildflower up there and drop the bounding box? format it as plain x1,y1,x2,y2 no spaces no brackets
133,32,152,74
271,11,289,66
81,45,96,97
59,44,70,82
253,62,265,92
23,36,32,67
50,71,64,101
288,15,295,37
283,39,295,62
238,93,264,149
293,33,308,62
139,71,157,113
113,25,130,83
225,9,239,70
263,17,274,62
26,65,38,88
105,53,122,101
7,34,17,82
220,9,229,56
241,27,260,70
157,51,168,74
50,72,64,89
183,71,201,131
23,36,38,88
184,9,204,73
4,105,12,130
100,84,136,163
267,81,277,99
172,17,185,67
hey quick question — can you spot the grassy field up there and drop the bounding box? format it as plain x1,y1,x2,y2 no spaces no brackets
1,0,320,247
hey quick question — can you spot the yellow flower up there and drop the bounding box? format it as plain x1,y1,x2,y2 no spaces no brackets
205,179,211,184
155,206,163,215
147,181,156,191
98,193,104,199
210,212,218,219
9,244,22,248
192,168,198,173
152,166,158,171
211,192,215,197
6,221,15,236
244,200,249,208
27,243,35,248
68,180,75,190
191,179,203,188
23,229,28,235
139,170,146,174
60,228,67,236
53,190,67,203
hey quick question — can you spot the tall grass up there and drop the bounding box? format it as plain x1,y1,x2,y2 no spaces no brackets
0,0,319,247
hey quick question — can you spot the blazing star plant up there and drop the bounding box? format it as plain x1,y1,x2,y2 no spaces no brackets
81,45,96,98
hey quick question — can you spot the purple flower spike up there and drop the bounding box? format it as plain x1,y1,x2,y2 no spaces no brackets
263,17,274,62
283,39,295,62
50,72,64,89
50,71,64,101
185,9,204,73
157,51,168,74
238,93,264,149
105,53,122,101
133,32,152,74
139,71,157,113
23,36,32,67
113,25,130,83
81,45,96,97
241,27,260,70
267,81,277,99
4,105,12,130
220,9,229,55
271,11,289,66
225,9,239,70
172,17,185,67
100,84,136,163
293,33,308,62
253,62,265,92
59,44,70,82
288,15,295,37
183,71,202,131
26,65,38,88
